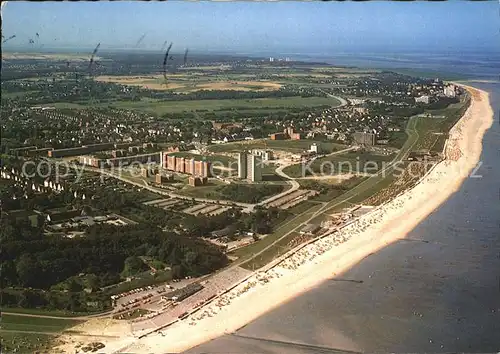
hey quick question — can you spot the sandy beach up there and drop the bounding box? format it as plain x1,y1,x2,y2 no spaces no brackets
54,84,494,354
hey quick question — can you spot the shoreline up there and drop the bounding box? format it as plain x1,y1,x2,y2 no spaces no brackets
55,84,494,354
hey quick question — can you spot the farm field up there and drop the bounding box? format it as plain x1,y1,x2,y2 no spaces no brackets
95,74,282,92
49,96,340,114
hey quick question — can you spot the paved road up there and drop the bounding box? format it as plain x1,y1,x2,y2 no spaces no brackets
0,329,120,338
258,166,301,207
2,311,113,320
318,89,349,107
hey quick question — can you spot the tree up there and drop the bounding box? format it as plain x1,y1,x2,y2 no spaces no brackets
0,260,18,286
171,265,183,279
65,278,83,292
16,254,41,288
122,256,147,277
184,251,198,266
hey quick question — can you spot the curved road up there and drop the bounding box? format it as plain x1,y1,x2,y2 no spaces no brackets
83,166,256,212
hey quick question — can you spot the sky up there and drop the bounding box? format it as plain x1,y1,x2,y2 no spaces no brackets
2,1,499,55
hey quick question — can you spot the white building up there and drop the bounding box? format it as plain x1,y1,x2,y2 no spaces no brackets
247,155,262,182
237,152,248,179
309,143,320,154
415,95,430,104
251,149,273,161
444,85,456,98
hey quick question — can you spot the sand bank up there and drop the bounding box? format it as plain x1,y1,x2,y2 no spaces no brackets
55,85,494,354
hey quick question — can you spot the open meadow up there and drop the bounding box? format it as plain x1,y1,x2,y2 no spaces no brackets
95,74,282,92
50,96,339,114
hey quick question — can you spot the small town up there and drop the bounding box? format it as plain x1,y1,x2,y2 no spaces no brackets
0,8,482,351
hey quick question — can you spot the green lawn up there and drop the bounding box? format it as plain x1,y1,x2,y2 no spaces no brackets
0,314,82,333
1,307,89,318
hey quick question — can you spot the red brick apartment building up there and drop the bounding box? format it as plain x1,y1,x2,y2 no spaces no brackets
163,153,211,177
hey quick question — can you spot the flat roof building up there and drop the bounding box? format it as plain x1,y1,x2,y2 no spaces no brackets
247,154,262,182
353,132,376,146
238,152,248,179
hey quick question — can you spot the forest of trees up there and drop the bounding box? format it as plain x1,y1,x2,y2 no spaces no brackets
0,216,229,312
0,166,291,312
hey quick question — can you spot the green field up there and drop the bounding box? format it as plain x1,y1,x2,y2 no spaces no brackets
1,314,83,333
306,116,420,222
175,180,227,199
208,139,347,154
49,96,340,114
413,97,470,153
177,181,288,203
283,200,322,215
242,232,303,270
1,90,40,99
230,203,323,262
283,151,394,178
1,307,90,317
0,314,83,354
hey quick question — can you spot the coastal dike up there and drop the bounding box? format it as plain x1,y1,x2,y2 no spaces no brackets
54,85,495,354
